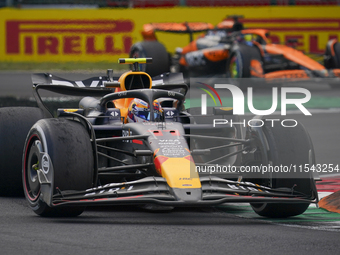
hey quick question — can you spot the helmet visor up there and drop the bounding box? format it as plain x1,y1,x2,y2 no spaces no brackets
138,111,161,121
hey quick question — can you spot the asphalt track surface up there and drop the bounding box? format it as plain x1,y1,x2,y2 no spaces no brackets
1,71,340,255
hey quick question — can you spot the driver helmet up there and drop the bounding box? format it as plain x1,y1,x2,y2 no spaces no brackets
127,98,162,122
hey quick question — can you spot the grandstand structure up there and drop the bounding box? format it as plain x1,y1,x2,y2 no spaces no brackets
1,0,340,8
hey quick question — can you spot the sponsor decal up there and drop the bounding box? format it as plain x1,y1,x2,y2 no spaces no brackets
5,19,134,59
84,183,134,197
41,154,50,174
2,9,340,61
63,109,79,113
110,111,120,117
243,18,340,53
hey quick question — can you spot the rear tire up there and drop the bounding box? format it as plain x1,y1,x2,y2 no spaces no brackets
226,44,263,89
130,41,170,77
324,40,340,69
23,118,94,217
0,107,44,196
227,44,262,78
324,40,340,89
249,121,316,218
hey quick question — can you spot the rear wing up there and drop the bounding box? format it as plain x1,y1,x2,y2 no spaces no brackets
31,69,187,118
142,22,214,42
31,73,115,88
32,71,185,89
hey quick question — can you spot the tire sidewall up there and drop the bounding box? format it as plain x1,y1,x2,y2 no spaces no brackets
249,121,316,218
22,118,94,216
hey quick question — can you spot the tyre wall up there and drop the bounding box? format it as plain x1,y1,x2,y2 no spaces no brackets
0,6,339,62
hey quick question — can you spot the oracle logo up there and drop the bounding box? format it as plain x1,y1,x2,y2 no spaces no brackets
6,19,134,55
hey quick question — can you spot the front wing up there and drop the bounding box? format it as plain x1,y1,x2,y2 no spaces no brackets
40,175,317,208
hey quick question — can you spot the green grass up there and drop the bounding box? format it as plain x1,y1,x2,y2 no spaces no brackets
0,62,130,71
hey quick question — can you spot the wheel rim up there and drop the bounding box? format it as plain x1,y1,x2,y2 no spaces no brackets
229,55,240,78
24,136,44,202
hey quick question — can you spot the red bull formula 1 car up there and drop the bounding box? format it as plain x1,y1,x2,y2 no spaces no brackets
130,16,340,87
0,58,318,218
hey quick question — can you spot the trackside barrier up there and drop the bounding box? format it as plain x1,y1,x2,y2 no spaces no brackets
0,6,340,62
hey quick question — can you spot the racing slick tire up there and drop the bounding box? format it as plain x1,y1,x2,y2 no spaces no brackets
324,40,340,89
226,44,263,89
324,40,340,69
227,44,263,78
23,118,94,217
249,121,316,218
129,41,171,77
0,107,44,196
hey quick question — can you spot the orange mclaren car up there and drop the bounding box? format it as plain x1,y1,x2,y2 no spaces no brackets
130,16,340,88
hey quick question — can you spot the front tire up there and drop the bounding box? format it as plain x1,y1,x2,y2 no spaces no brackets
23,118,94,217
249,121,316,218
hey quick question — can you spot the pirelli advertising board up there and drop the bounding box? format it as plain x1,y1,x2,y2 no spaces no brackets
0,6,339,62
